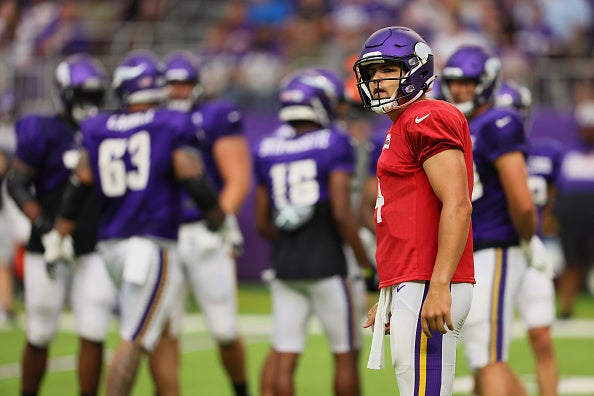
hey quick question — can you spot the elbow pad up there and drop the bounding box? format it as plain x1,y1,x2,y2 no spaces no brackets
180,174,225,230
6,168,34,209
59,174,93,221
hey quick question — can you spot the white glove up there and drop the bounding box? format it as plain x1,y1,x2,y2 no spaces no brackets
220,215,244,256
521,235,554,277
179,215,244,258
41,229,74,279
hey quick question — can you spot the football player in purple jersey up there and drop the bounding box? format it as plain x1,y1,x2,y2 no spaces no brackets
442,45,550,396
253,68,371,396
258,67,373,396
42,50,229,396
495,80,560,396
555,100,594,320
6,53,117,396
150,50,252,396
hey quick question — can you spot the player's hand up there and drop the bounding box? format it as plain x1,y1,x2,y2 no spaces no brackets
363,302,390,335
186,215,244,257
41,229,74,279
421,283,453,338
521,235,554,277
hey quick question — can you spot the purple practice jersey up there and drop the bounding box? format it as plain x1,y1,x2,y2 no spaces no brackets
470,107,528,249
253,124,355,279
180,99,243,223
15,114,99,254
80,108,197,241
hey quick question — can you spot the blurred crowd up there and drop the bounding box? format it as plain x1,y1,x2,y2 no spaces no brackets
0,0,593,326
0,0,593,115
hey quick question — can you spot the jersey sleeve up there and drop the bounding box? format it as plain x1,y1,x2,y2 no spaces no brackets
15,115,47,169
409,108,466,164
212,101,243,137
482,111,527,163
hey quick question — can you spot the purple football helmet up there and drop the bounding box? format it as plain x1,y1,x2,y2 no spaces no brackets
163,50,202,111
54,53,107,123
278,68,342,127
426,77,444,100
495,80,532,120
353,26,436,114
441,44,501,117
112,49,165,107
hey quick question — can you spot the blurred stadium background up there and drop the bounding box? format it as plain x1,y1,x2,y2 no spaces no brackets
4,0,591,282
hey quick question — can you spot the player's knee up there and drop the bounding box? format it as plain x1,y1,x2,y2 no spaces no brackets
212,327,239,345
27,316,59,346
76,309,111,342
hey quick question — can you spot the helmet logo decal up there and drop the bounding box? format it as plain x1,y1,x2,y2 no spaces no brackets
414,42,432,64
113,64,147,88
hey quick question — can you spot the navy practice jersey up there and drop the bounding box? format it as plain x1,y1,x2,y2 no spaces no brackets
180,99,243,223
14,114,98,254
470,107,528,248
80,108,196,241
253,125,355,280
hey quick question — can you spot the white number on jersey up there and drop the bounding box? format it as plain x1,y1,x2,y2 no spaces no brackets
471,161,484,202
375,177,384,223
528,175,548,208
470,136,483,202
269,159,319,208
98,131,151,197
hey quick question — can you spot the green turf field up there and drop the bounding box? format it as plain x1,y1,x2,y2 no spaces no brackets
1,284,593,395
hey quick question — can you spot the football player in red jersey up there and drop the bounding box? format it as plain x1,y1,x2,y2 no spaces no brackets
354,26,475,396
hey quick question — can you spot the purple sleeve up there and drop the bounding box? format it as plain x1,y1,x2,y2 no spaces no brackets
15,116,46,168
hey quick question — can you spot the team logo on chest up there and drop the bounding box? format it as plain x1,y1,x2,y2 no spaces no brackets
383,133,391,149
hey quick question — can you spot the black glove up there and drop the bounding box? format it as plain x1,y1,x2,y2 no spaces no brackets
364,266,379,292
33,214,53,235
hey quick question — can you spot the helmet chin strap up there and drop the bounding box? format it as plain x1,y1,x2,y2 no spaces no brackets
370,89,425,114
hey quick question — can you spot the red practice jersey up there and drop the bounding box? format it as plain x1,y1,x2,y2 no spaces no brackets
374,99,475,288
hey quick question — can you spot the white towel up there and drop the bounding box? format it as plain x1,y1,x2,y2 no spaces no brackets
366,285,394,369
123,237,157,286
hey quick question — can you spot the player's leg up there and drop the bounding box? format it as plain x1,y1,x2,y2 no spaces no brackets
557,229,590,319
259,347,277,396
148,276,186,396
0,212,15,324
100,239,184,396
312,276,360,396
269,279,310,395
517,267,558,396
388,281,472,396
20,253,68,394
148,320,180,396
182,221,249,395
71,252,117,395
463,247,527,396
